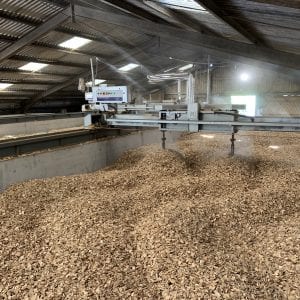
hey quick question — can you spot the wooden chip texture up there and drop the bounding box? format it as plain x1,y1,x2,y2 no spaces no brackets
0,131,299,299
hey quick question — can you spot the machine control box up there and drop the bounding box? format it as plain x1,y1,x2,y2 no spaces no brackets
90,86,128,103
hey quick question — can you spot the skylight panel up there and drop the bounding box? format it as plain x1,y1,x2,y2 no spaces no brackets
118,63,139,72
0,83,13,90
178,63,193,71
19,62,48,72
155,0,206,12
59,37,92,49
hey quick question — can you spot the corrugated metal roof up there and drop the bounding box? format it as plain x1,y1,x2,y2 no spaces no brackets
0,40,11,51
0,0,299,112
0,0,65,22
0,17,34,37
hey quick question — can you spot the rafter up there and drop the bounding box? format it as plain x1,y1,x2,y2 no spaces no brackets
193,0,265,45
73,5,300,73
0,8,70,63
0,78,60,85
124,0,185,27
74,0,168,23
142,0,220,35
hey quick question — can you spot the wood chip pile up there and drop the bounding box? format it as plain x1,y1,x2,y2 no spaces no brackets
0,131,299,299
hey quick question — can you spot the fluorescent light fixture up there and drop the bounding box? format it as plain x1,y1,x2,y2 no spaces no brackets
240,72,250,81
178,63,193,71
283,94,289,97
0,83,13,90
59,37,91,49
268,145,280,149
19,62,48,72
86,79,106,86
201,134,214,139
118,63,139,72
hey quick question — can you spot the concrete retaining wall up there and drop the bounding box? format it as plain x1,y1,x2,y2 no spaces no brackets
0,115,85,137
0,129,181,191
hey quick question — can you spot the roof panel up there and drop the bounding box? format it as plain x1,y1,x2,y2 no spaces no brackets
0,17,34,37
0,0,65,22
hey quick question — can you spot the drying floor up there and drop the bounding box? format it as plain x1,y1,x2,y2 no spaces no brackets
0,131,299,299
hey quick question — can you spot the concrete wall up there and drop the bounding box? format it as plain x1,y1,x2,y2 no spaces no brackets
0,115,85,138
0,129,181,191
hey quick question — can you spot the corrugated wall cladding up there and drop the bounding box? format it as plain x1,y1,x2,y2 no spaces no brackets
208,66,299,94
155,65,299,116
260,96,300,116
163,66,299,96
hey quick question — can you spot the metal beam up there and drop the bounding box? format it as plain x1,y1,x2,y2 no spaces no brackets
194,0,265,44
0,79,59,85
125,0,184,27
0,8,70,63
143,0,220,35
74,5,300,73
73,0,167,23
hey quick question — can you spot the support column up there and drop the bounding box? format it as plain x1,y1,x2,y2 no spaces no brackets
161,131,166,150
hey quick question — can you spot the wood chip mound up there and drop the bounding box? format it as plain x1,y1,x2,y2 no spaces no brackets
0,131,299,300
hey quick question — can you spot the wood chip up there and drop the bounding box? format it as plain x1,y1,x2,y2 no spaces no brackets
0,131,299,299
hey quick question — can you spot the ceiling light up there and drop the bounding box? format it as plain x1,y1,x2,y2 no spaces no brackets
240,72,250,81
283,94,288,97
209,63,213,67
19,62,48,72
268,145,280,149
86,79,106,86
0,83,13,90
178,63,193,71
118,63,139,72
59,37,91,49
